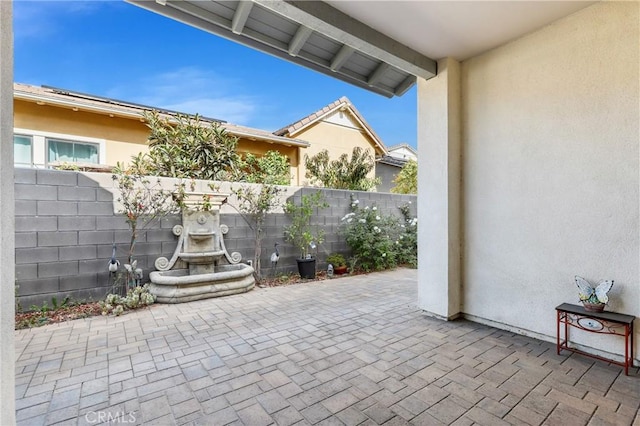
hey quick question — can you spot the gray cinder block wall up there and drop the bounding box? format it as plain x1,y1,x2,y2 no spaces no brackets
14,169,416,308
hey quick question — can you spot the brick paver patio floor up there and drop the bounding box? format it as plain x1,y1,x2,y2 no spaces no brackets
15,268,640,425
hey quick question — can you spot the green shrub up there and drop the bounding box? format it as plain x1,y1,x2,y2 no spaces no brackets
340,198,398,272
326,253,347,268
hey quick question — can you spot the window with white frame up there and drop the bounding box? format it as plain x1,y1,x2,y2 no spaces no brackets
13,134,33,166
13,129,106,168
47,138,99,165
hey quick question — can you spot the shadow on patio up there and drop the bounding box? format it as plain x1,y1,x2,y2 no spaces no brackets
15,268,639,425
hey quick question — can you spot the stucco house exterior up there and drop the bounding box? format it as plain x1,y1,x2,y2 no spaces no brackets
13,83,309,183
274,96,387,186
376,143,418,193
14,84,390,188
387,143,417,162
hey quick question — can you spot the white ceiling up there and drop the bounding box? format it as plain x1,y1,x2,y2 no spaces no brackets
326,1,596,61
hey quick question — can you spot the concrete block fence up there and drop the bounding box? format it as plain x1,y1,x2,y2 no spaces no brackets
14,169,416,308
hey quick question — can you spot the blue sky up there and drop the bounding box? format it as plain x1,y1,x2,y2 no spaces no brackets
14,0,418,149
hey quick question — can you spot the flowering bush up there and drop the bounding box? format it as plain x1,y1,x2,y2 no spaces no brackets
340,198,417,271
340,197,398,271
395,202,418,268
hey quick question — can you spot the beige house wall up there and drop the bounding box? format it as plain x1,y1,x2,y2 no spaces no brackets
295,117,380,186
15,100,150,165
460,2,639,357
14,100,301,183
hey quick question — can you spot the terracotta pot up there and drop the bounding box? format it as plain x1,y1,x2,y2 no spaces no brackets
582,302,605,313
334,266,348,275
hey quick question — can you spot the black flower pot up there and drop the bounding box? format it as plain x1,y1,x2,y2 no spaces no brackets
296,257,316,279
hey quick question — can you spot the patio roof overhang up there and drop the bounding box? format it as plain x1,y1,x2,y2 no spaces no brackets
125,0,437,98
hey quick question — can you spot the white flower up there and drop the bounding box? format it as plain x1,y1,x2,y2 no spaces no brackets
399,235,404,240
372,206,377,211
375,216,381,221
353,199,360,205
341,212,355,221
364,206,369,210
400,224,405,228
395,241,399,245
373,226,381,233
359,219,366,223
382,253,387,257
347,218,353,223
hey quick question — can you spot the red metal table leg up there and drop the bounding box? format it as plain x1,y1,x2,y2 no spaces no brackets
557,311,561,355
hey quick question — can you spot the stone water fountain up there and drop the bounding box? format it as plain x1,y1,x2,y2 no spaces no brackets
149,192,255,303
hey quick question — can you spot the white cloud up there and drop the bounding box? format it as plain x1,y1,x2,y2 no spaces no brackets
107,67,260,125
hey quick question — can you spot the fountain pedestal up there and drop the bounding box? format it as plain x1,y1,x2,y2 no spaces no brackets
149,192,255,303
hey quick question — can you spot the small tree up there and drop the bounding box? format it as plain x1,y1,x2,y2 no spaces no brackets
112,164,179,291
283,192,328,259
232,184,283,281
391,159,417,194
304,147,380,191
132,110,241,181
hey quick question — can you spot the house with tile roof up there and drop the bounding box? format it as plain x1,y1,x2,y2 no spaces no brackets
387,143,417,162
13,83,309,183
274,96,388,187
376,143,418,192
13,84,393,188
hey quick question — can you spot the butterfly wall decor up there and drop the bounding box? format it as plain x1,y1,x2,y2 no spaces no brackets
575,276,614,305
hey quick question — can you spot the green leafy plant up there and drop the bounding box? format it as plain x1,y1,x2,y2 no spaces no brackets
283,191,329,259
30,301,50,314
326,253,347,268
340,196,399,272
237,151,291,185
50,296,70,311
391,159,417,194
128,110,241,181
395,202,418,268
231,183,283,281
304,147,380,191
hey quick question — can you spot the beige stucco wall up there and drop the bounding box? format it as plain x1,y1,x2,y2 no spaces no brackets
461,1,639,358
15,100,150,165
295,116,380,186
14,100,300,183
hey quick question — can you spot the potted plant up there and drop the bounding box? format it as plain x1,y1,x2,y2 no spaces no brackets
283,192,328,279
326,253,348,275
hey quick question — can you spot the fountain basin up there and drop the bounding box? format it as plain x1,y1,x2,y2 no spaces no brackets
178,251,226,264
149,263,255,303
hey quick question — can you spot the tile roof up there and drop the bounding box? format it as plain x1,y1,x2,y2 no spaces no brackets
273,96,388,155
377,155,408,168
